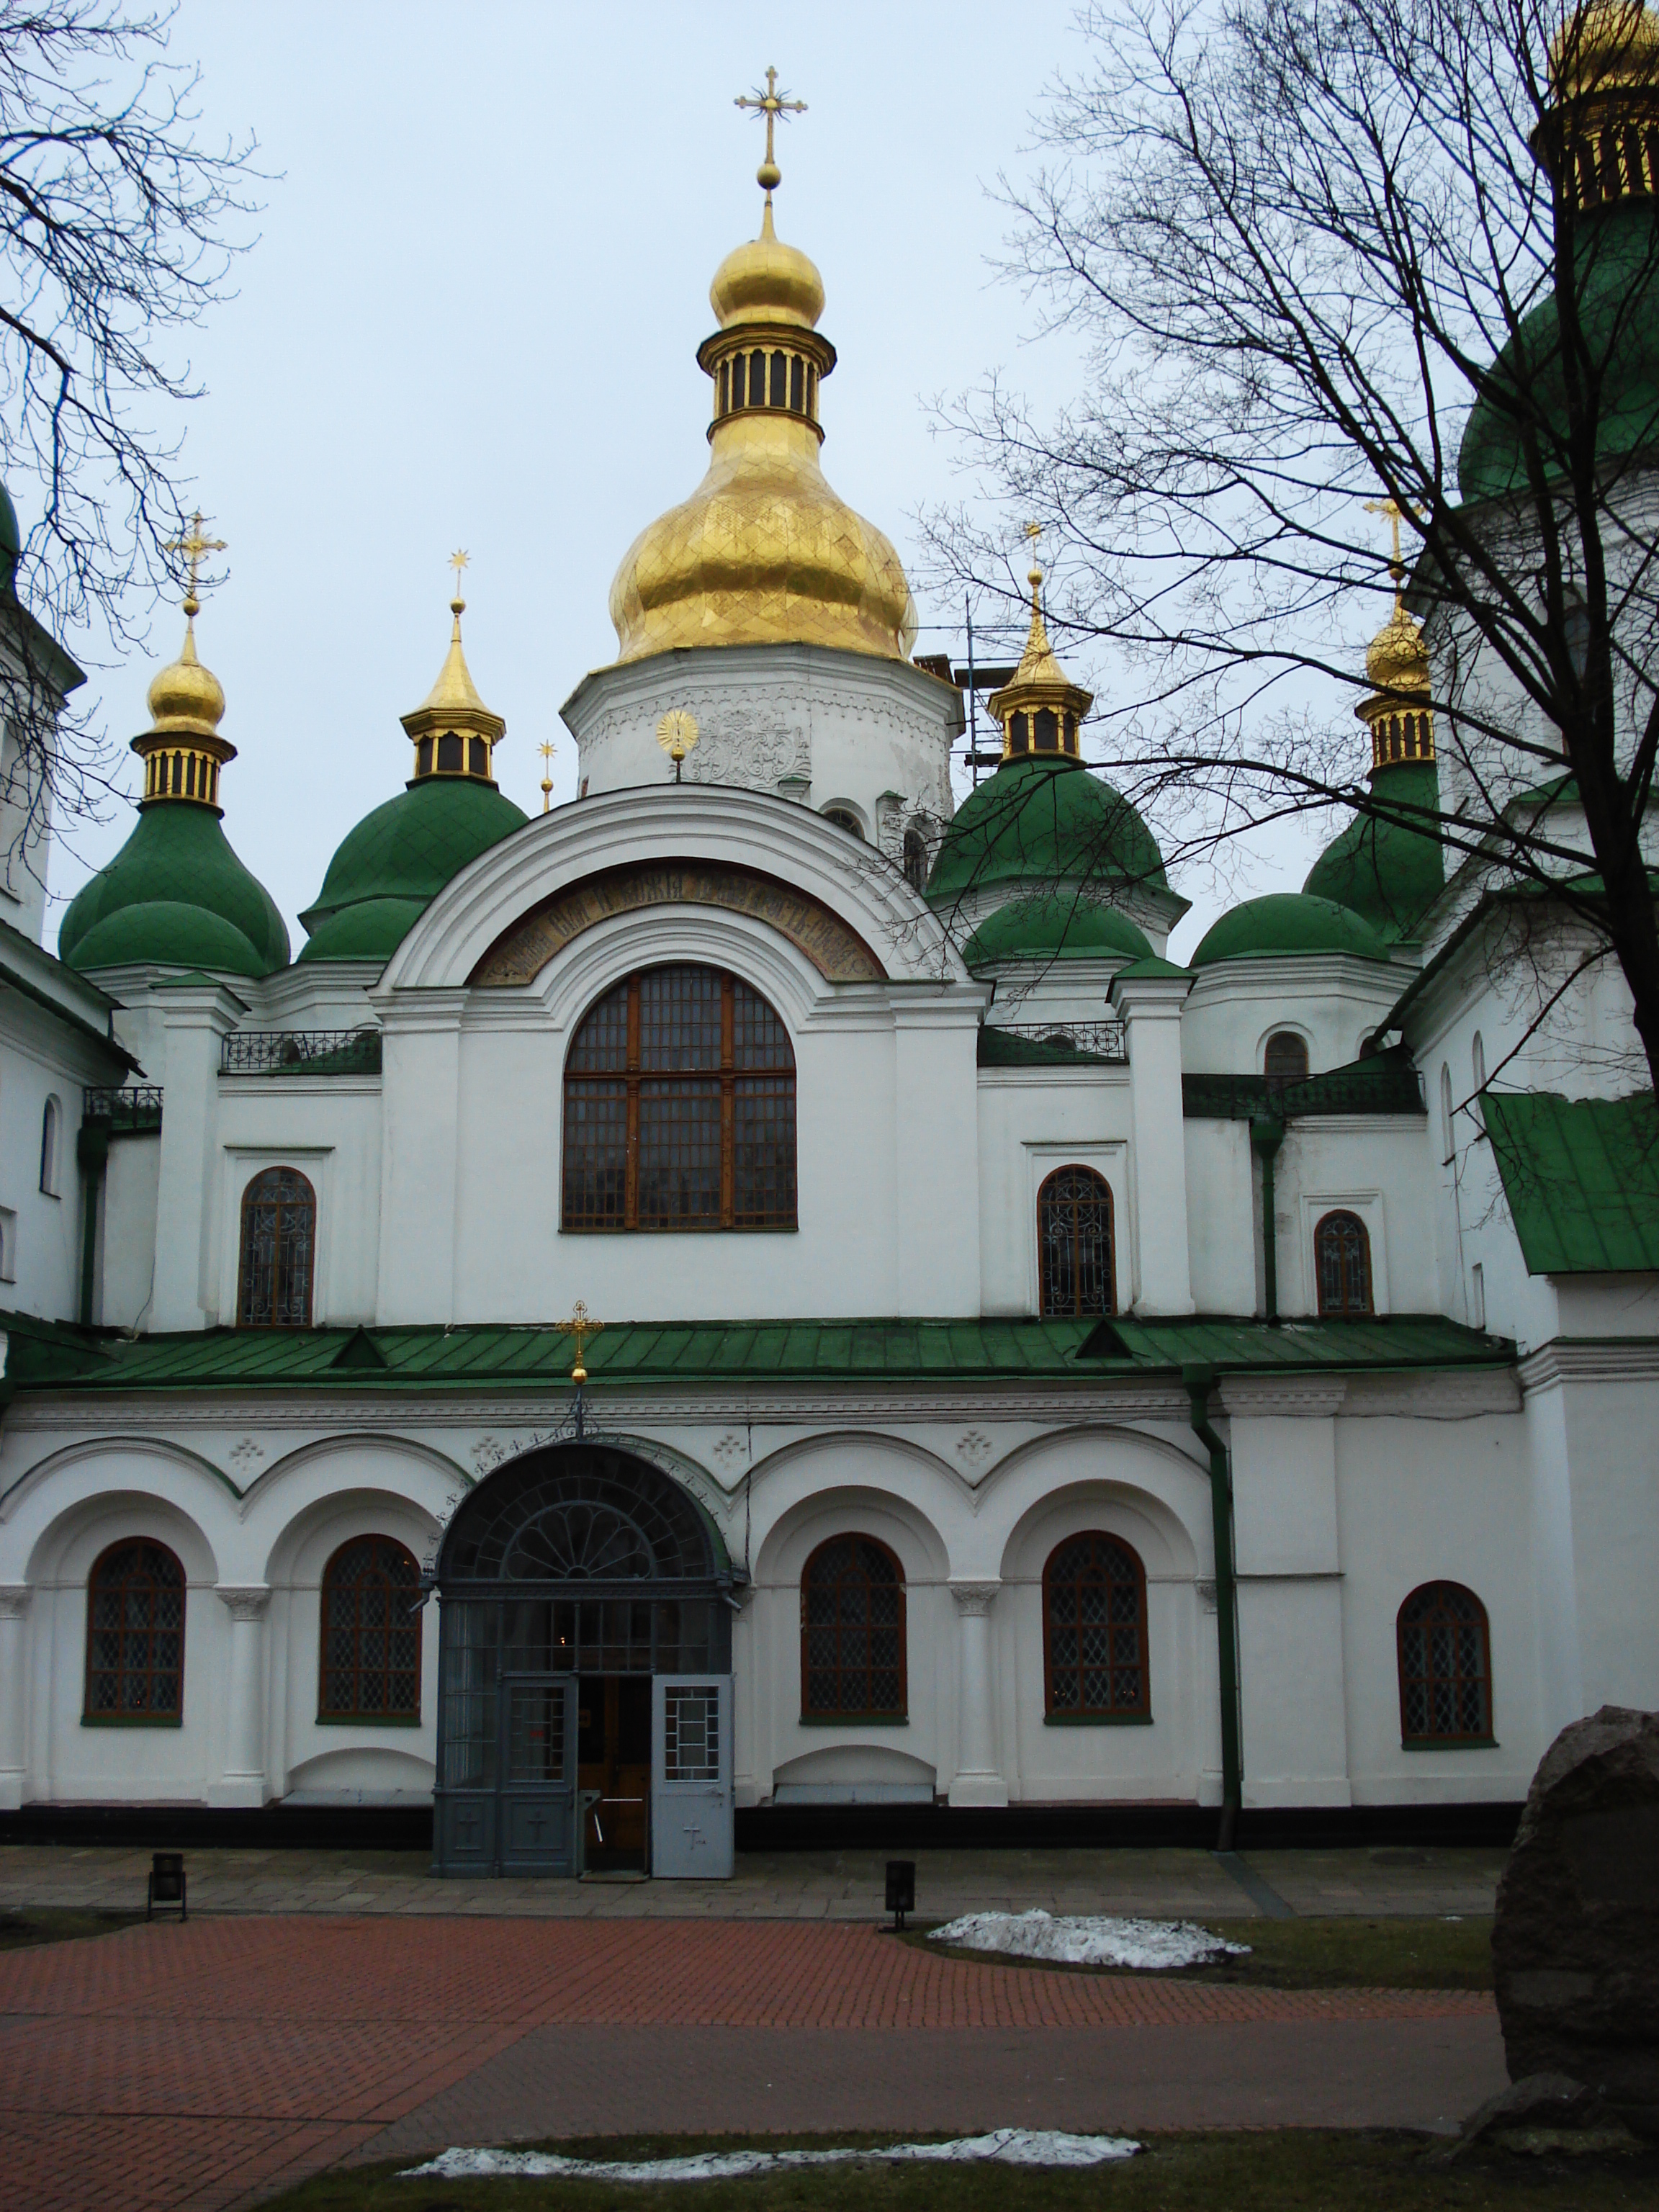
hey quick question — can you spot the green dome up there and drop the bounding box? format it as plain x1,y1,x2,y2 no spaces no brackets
59,802,289,978
1303,760,1444,942
299,775,528,965
1191,891,1391,968
963,894,1152,966
927,757,1166,904
1460,202,1659,502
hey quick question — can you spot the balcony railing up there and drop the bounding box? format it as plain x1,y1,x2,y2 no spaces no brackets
220,1028,382,1076
83,1084,163,1133
992,1019,1128,1063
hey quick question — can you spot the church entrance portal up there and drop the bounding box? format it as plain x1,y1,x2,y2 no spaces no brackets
432,1442,734,1879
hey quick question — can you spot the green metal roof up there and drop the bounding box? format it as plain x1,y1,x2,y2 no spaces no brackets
927,757,1169,904
1303,758,1445,944
1483,1090,1659,1274
58,801,290,978
299,775,529,963
3,1310,1513,1398
963,894,1151,967
1191,891,1392,968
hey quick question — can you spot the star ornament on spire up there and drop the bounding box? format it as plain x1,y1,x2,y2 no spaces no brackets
449,547,469,608
736,66,806,195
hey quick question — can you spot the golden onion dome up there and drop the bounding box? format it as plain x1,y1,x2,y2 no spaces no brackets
1549,0,1659,101
607,170,917,665
146,608,226,740
1364,597,1430,694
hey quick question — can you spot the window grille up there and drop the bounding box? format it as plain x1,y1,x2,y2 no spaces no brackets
220,1029,382,1076
441,1445,719,1586
663,1683,721,1779
562,964,796,1231
318,1537,421,1720
1043,1532,1148,1718
801,1534,907,1718
84,1539,185,1722
237,1166,317,1328
1038,1164,1115,1316
1397,1581,1492,1744
1315,1209,1372,1316
1263,1031,1309,1088
902,830,927,894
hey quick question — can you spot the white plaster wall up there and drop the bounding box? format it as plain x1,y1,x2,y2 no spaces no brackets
0,1004,114,1322
976,1067,1133,1316
1268,1116,1437,1316
101,1134,160,1329
1182,957,1411,1075
211,1081,383,1326
1184,1120,1259,1316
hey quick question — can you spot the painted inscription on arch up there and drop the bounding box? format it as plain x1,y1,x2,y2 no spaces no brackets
469,861,886,986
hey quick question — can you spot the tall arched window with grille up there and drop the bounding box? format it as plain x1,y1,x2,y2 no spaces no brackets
801,1534,907,1719
1314,1208,1372,1316
1397,1582,1493,1745
562,964,796,1231
1263,1031,1308,1088
1038,1165,1115,1316
1043,1532,1150,1719
238,1167,316,1326
38,1094,60,1195
84,1539,185,1723
319,1537,422,1721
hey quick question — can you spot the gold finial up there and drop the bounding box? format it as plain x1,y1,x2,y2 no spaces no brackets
736,66,806,197
555,1300,603,1385
1364,495,1408,587
657,708,699,783
1024,521,1043,607
449,547,469,612
163,511,227,620
539,737,557,812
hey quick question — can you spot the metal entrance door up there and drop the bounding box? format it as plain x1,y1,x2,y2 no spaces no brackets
650,1673,734,1878
498,1674,577,1876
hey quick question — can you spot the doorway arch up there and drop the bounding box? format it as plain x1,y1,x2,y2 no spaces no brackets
433,1441,733,1876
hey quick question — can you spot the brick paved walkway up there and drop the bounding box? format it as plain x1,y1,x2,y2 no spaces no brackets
0,1915,1504,2212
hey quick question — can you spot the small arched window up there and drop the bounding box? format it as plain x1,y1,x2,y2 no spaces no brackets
1398,1581,1493,1745
1472,1030,1486,1094
801,1534,906,1719
319,1537,423,1722
38,1095,60,1195
1263,1032,1309,1088
1315,1208,1372,1315
1043,1532,1149,1719
822,806,863,840
902,829,927,894
1440,1064,1455,1163
84,1539,185,1723
562,965,797,1232
238,1166,317,1328
1038,1165,1115,1316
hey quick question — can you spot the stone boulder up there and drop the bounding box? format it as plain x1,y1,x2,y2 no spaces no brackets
1493,1705,1659,2131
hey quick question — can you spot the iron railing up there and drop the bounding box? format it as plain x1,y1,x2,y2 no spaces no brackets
220,1028,382,1076
1183,1062,1425,1120
83,1084,163,1133
992,1019,1128,1063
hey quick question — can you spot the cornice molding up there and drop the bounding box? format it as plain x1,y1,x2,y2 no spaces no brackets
1519,1337,1659,1392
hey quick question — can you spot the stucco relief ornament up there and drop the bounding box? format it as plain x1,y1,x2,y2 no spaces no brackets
711,1431,750,1473
685,701,810,791
215,1585,270,1621
956,1429,994,1473
949,1580,1000,1616
1195,1579,1218,1614
227,1437,264,1475
471,1436,510,1475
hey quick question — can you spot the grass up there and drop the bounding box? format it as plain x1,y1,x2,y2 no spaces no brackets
0,1907,145,1951
910,1914,1496,1989
248,2129,1658,2212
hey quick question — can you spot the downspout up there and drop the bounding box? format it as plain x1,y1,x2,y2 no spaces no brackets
1183,1361,1242,1853
76,1121,109,1328
1250,1112,1284,1325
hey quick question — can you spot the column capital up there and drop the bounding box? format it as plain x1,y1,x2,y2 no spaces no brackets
948,1579,1001,1617
215,1583,270,1622
0,1584,30,1619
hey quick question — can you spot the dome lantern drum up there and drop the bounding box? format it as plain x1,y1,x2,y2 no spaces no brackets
1536,1,1659,212
986,562,1092,764
134,611,235,813
400,591,506,788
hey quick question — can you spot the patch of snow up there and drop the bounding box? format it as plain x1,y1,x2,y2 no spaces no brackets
927,1907,1250,1970
403,2128,1142,2182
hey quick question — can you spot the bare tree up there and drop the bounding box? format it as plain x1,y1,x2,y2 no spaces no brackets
0,0,258,851
925,0,1659,1090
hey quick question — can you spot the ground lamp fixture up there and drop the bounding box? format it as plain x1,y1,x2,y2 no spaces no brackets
147,1851,186,1922
886,1858,916,1931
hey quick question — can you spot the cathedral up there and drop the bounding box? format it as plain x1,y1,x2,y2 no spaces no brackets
0,30,1654,1876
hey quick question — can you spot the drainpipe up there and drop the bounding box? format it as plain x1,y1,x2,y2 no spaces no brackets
76,1121,109,1328
1250,1113,1284,1325
1183,1361,1242,1853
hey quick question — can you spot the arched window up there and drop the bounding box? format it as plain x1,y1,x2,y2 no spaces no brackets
1263,1031,1309,1088
562,965,796,1231
1314,1208,1372,1316
1038,1165,1115,1316
902,829,928,894
319,1537,422,1722
822,805,863,840
237,1166,317,1327
1471,1030,1486,1094
801,1534,906,1719
1440,1064,1455,1163
38,1095,59,1195
1043,1532,1148,1719
84,1539,185,1723
1397,1582,1493,1745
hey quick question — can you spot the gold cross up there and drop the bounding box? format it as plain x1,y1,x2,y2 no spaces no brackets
449,548,469,601
554,1300,603,1384
163,511,227,613
736,66,806,187
1364,497,1406,572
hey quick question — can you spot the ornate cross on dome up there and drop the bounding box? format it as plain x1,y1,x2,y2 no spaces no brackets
736,66,806,193
163,511,226,616
555,1300,603,1385
1364,495,1406,577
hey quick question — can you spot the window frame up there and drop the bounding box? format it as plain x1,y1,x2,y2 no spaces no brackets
1396,1580,1496,1748
1037,1163,1116,1317
236,1164,318,1328
1041,1531,1152,1724
799,1532,909,1723
1262,1030,1310,1088
38,1094,60,1197
1314,1208,1373,1316
561,964,798,1234
82,1537,186,1727
317,1534,423,1725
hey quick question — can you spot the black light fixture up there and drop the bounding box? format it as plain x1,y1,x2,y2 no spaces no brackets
147,1851,186,1922
885,1858,916,1930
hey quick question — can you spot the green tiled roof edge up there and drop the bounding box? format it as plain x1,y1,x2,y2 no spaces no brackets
1482,1089,1659,1274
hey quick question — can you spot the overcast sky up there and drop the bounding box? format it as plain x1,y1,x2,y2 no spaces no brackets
41,0,1342,963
